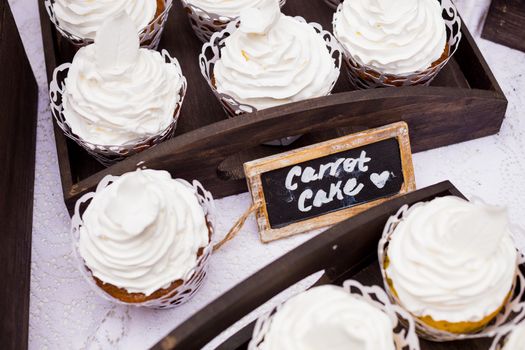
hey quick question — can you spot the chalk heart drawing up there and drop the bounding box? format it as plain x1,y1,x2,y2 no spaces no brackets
370,171,390,189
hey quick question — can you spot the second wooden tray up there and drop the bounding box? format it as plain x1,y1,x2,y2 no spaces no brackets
39,0,507,213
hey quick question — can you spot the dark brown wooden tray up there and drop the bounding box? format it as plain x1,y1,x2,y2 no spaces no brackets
1,2,38,349
151,181,523,350
482,0,525,53
39,0,507,213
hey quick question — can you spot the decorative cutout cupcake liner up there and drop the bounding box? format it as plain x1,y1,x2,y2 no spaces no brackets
44,0,173,49
71,175,216,309
248,279,420,349
378,203,525,342
199,17,342,146
181,0,287,43
49,50,187,167
322,0,342,10
334,0,462,89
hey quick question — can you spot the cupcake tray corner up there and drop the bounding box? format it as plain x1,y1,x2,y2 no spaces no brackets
38,0,508,214
151,181,520,350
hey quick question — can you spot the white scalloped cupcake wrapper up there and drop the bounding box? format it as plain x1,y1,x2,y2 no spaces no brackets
378,203,525,342
49,50,187,167
181,0,287,43
199,17,342,146
248,279,420,350
334,0,462,89
44,0,173,50
71,175,216,309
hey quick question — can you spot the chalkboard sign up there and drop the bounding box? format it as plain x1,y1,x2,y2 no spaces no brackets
244,122,415,242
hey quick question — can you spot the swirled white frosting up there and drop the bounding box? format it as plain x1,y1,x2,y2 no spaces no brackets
386,196,517,323
503,322,525,350
78,169,209,296
53,0,158,40
259,285,395,350
213,0,339,110
333,0,447,75
63,14,183,146
186,0,275,18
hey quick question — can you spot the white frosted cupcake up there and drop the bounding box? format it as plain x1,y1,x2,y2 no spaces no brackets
249,283,420,349
333,0,459,88
501,323,525,349
203,0,340,113
50,14,186,164
383,196,518,334
47,0,171,48
73,169,213,307
181,0,286,42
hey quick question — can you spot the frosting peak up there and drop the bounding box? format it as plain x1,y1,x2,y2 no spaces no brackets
78,169,209,296
62,16,184,146
386,196,517,323
333,0,447,75
213,2,339,110
259,285,395,350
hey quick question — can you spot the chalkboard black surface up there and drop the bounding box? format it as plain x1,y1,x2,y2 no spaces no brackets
244,122,415,242
261,138,404,229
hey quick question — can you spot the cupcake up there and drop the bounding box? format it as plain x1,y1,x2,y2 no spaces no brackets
382,196,518,335
181,0,286,42
72,169,214,308
50,13,187,165
46,0,172,48
202,0,341,114
333,0,461,88
501,322,525,349
249,282,419,349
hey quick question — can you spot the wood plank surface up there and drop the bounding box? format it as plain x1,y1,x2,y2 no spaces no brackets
0,2,38,349
482,0,525,53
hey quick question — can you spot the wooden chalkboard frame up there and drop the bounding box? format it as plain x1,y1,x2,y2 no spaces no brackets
151,181,469,350
38,0,507,215
244,122,415,242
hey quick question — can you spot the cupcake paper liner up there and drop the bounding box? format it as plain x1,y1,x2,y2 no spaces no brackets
378,203,525,342
71,175,215,309
44,0,173,49
248,279,420,350
181,0,287,43
199,17,342,146
49,50,187,167
334,0,462,89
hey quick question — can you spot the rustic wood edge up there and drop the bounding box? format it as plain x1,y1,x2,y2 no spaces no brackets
151,181,460,350
243,122,416,242
481,0,525,54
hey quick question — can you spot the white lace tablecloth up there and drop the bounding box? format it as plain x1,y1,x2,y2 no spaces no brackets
10,0,525,348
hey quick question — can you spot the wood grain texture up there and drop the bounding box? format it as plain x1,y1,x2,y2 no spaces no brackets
152,181,483,350
482,0,525,53
0,2,38,349
244,122,416,242
38,0,507,213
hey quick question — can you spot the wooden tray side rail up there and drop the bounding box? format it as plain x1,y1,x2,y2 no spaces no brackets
151,181,463,350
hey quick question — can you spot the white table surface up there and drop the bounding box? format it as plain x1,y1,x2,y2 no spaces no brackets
9,0,525,349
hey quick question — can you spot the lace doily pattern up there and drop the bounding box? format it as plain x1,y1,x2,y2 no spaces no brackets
336,0,462,89
378,204,525,342
70,175,215,309
248,279,420,350
48,50,187,167
43,0,173,49
181,0,287,43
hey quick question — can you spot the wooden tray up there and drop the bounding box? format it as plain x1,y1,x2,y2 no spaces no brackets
1,2,38,349
39,0,508,213
151,181,523,350
481,0,525,53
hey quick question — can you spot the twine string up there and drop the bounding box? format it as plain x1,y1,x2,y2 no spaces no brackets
213,203,258,252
